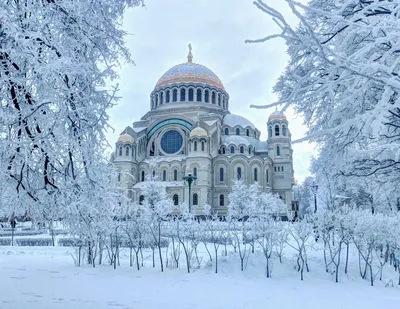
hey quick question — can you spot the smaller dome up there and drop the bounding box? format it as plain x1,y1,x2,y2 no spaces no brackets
190,127,208,137
117,133,135,143
268,111,287,121
223,114,256,129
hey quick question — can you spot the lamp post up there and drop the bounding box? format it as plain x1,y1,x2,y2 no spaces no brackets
310,183,319,213
183,173,197,213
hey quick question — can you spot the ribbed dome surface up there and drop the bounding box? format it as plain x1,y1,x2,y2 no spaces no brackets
155,62,224,90
268,111,287,121
190,127,208,137
117,133,134,143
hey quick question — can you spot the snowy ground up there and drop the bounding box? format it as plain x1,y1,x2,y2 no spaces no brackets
0,245,399,309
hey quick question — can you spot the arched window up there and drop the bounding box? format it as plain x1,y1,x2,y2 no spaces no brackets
180,88,186,101
230,146,235,154
162,170,167,181
275,125,280,136
269,126,272,138
125,146,129,156
197,89,202,102
117,173,121,182
193,167,197,177
219,194,225,206
152,170,156,178
254,168,258,182
240,146,244,154
139,195,144,205
223,97,226,109
237,167,242,180
246,129,249,137
155,94,158,106
119,147,122,156
174,169,178,181
282,125,286,136
224,128,229,136
212,92,216,104
194,141,198,151
266,169,269,183
248,146,252,155
160,92,164,105
201,141,205,151
282,166,284,172
166,90,170,103
188,88,194,101
204,90,209,103
277,145,281,156
173,194,179,206
219,167,224,181
236,128,240,135
173,89,178,102
222,147,226,154
218,93,221,106
274,166,277,172
193,193,198,206
141,171,145,182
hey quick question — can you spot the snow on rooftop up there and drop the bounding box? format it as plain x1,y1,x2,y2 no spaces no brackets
222,136,258,147
223,114,256,129
255,141,268,152
204,120,217,126
143,156,187,164
132,127,147,133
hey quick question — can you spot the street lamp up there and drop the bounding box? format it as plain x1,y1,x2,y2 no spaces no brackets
310,183,319,213
183,173,197,213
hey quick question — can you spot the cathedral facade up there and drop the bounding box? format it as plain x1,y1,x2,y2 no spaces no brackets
112,48,295,216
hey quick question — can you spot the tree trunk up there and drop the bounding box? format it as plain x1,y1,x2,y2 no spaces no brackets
370,263,374,286
158,223,164,272
88,241,92,265
130,247,133,267
214,244,218,274
78,246,81,267
344,242,349,274
11,225,14,246
99,241,103,265
135,249,140,270
204,242,212,261
152,247,155,268
300,258,304,281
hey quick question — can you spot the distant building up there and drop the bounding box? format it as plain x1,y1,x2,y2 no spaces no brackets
112,46,295,216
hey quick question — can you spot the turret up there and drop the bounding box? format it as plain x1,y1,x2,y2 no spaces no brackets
267,111,290,160
267,111,293,214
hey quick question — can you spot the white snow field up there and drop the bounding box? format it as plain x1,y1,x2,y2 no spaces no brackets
0,246,399,309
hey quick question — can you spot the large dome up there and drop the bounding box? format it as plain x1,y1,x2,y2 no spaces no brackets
154,62,225,90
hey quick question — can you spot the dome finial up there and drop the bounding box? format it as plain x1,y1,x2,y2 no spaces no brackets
187,43,193,63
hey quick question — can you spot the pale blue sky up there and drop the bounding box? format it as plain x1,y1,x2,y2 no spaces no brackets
107,0,316,182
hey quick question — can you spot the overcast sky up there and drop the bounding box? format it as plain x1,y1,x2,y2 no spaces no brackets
106,0,316,183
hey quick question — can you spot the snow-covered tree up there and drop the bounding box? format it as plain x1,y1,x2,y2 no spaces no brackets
0,0,144,220
247,0,400,192
296,176,315,216
141,179,174,272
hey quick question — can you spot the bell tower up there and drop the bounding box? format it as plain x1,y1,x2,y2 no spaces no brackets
267,111,293,214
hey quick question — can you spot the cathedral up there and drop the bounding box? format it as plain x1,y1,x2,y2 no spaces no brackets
112,46,295,217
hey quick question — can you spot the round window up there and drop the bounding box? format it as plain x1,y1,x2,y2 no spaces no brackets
160,130,183,154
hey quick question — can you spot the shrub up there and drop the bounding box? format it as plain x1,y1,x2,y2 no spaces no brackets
16,238,53,246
